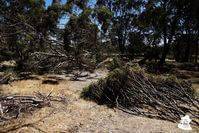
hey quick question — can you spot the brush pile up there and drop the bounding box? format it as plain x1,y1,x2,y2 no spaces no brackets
0,92,67,122
84,66,199,125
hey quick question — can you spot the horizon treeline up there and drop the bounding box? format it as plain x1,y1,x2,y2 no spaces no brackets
0,0,199,72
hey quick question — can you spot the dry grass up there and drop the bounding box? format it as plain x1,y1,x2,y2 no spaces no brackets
0,68,199,132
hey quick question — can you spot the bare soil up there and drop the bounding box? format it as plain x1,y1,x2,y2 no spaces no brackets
0,69,199,133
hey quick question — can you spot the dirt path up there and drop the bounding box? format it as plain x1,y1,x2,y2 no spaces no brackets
0,70,198,133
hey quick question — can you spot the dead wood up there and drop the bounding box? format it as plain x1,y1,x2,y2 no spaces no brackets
0,92,67,122
83,66,199,125
0,74,12,84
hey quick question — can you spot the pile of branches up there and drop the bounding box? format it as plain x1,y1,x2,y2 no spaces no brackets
0,92,67,122
0,73,13,84
29,49,96,74
83,66,199,125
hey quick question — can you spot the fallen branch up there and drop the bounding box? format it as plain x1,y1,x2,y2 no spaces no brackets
83,66,199,125
0,92,67,122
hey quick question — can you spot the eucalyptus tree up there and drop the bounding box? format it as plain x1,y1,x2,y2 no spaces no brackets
95,0,144,54
139,0,189,65
0,0,63,70
62,0,101,68
63,0,91,51
176,0,199,62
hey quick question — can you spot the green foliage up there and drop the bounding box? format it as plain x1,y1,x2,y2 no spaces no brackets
78,8,92,25
1,0,199,73
96,7,112,23
107,57,124,71
0,0,64,71
95,6,112,32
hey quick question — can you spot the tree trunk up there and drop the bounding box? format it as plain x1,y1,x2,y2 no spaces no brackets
183,33,191,62
118,30,125,54
160,29,175,65
195,36,199,63
174,40,180,62
160,44,169,65
159,0,168,66
63,33,70,51
159,21,179,65
159,1,181,66
159,18,168,65
118,40,125,54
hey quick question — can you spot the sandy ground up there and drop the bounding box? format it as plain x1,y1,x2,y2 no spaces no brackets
0,70,199,133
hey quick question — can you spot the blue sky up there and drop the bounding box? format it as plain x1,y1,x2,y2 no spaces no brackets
45,0,67,7
45,0,67,28
45,0,96,8
45,0,52,7
45,0,96,28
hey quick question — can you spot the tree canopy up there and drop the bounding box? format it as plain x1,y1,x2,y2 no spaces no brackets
0,0,198,71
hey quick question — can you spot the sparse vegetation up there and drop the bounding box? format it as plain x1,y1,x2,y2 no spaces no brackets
0,0,199,132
